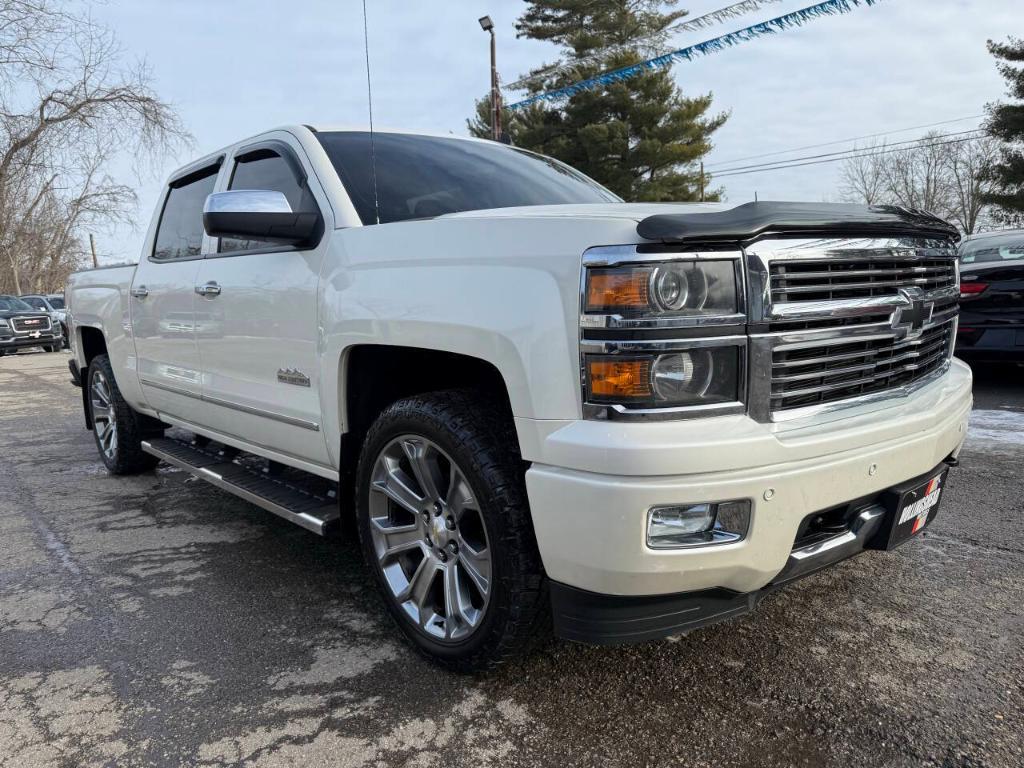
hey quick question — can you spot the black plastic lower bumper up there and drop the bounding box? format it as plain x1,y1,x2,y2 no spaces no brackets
551,458,958,645
551,583,764,645
0,334,61,351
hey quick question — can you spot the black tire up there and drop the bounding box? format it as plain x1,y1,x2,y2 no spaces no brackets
355,390,548,672
45,344,59,353
87,354,162,475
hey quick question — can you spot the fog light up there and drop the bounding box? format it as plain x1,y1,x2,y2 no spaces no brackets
647,500,751,549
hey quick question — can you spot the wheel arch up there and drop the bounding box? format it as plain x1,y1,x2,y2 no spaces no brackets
336,344,518,510
77,326,109,429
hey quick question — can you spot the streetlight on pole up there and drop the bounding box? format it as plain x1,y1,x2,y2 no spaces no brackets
478,15,502,141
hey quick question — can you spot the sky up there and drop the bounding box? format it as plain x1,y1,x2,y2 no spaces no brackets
87,0,1020,264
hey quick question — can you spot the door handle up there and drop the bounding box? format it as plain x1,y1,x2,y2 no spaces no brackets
195,282,221,297
130,285,149,299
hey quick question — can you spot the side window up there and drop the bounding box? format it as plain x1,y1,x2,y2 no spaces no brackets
220,150,318,253
152,167,219,261
23,297,45,309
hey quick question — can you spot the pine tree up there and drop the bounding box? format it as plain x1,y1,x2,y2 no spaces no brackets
982,37,1024,221
468,1,728,202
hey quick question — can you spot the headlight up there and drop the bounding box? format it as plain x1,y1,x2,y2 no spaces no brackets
585,260,738,316
585,345,742,408
0,318,9,328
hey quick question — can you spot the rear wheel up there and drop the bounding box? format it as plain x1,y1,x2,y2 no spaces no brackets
355,390,548,671
87,354,162,474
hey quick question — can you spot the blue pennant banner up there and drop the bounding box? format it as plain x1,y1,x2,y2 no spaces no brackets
505,0,789,91
506,0,880,110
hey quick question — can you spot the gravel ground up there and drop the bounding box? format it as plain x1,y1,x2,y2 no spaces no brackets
0,350,1021,768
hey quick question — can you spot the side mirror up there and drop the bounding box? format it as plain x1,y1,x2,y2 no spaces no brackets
202,190,319,245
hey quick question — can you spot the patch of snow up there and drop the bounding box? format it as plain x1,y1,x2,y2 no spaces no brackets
967,408,1024,447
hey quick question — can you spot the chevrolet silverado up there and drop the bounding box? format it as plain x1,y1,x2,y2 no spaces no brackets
65,126,972,670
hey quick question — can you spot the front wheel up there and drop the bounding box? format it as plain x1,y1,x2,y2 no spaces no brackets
355,390,548,671
87,354,161,474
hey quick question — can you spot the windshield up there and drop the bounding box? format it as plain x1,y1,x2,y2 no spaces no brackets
316,131,620,225
47,296,64,309
960,231,1024,263
0,295,34,311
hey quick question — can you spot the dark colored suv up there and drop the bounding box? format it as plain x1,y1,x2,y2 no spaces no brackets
0,295,64,355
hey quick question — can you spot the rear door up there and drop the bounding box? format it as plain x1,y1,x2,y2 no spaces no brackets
131,162,221,416
193,135,331,469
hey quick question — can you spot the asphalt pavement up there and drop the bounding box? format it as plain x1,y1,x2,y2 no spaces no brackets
1,351,1021,767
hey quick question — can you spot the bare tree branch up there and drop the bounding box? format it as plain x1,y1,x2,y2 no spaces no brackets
0,0,192,293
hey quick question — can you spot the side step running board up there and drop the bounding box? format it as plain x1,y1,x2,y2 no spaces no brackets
142,437,340,536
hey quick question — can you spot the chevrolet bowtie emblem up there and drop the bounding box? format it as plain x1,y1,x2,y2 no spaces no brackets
277,368,311,387
891,287,935,340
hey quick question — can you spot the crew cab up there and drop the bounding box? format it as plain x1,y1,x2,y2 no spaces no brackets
0,294,64,354
65,126,972,670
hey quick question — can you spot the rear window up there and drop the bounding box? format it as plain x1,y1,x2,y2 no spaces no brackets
960,232,1024,264
21,297,46,309
316,131,619,225
47,297,64,309
0,296,33,311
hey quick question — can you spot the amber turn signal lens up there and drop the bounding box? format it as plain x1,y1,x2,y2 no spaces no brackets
586,268,651,311
587,358,653,399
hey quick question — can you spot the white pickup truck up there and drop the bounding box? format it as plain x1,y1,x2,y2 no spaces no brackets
66,126,972,670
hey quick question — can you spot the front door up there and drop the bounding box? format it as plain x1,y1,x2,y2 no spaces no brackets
131,163,220,416
193,136,331,470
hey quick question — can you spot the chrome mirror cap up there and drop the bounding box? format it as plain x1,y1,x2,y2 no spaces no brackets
203,189,293,215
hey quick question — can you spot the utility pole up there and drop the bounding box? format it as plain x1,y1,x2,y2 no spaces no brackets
699,162,705,202
89,233,98,268
478,15,502,141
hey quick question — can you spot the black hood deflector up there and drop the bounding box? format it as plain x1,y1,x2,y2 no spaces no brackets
636,202,960,245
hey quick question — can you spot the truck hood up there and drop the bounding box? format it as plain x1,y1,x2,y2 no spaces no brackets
439,202,733,222
0,309,50,321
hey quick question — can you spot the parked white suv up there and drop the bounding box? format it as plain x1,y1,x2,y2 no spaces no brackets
65,126,972,669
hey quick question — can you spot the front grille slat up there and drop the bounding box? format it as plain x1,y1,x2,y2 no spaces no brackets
769,319,954,412
770,257,957,303
11,316,52,334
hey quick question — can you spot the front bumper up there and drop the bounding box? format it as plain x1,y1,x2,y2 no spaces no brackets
524,360,972,614
0,330,62,350
549,458,954,644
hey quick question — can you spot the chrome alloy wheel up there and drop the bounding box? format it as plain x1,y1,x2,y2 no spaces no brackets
368,435,492,643
90,369,118,461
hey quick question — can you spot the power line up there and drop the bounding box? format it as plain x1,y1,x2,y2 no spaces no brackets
711,128,984,175
712,133,985,179
705,114,985,169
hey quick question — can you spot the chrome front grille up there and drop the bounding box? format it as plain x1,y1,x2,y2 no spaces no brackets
11,316,52,333
770,318,955,412
770,257,957,303
746,238,959,422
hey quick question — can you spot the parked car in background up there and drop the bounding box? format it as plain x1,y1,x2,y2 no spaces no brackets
20,293,69,348
65,126,970,670
0,294,63,354
956,229,1024,362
